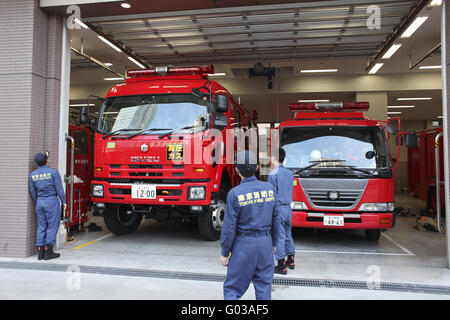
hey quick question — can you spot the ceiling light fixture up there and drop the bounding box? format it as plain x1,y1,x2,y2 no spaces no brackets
128,56,146,69
98,36,122,52
207,73,226,77
419,65,442,69
368,63,384,74
298,99,330,102
74,18,89,29
397,97,432,101
401,16,428,38
382,44,402,59
387,111,402,115
387,105,415,109
121,2,131,8
300,69,338,73
104,77,125,81
429,0,442,6
104,63,113,67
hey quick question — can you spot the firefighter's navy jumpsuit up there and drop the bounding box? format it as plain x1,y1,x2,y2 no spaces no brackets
29,165,66,247
220,176,281,300
268,164,295,261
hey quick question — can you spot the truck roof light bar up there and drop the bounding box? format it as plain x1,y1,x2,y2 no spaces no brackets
289,102,369,112
127,65,214,78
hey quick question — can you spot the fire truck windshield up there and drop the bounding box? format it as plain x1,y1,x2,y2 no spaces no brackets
97,94,209,136
280,126,391,175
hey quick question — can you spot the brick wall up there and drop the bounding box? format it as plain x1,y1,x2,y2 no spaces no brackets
0,0,65,257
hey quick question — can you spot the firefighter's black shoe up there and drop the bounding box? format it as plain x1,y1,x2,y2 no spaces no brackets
36,246,45,260
286,254,295,270
44,245,60,260
274,259,287,275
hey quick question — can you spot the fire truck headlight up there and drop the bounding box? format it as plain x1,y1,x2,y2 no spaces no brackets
188,186,206,200
92,184,104,198
359,202,395,212
291,201,307,210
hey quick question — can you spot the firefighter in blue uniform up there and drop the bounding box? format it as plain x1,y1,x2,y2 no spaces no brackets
29,151,66,260
269,147,295,275
220,150,281,300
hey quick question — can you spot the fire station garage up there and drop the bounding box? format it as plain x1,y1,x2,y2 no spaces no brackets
0,0,450,301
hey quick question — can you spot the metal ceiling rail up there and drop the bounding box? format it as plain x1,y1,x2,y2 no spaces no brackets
365,0,430,72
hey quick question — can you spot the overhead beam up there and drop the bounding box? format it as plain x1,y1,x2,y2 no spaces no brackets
85,21,152,68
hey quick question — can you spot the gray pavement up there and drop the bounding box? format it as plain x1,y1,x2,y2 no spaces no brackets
1,195,450,300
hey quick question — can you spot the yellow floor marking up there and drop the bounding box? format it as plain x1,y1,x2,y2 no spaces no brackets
73,234,112,250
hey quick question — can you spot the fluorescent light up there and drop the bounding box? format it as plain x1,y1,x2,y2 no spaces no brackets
368,63,384,74
419,65,441,69
387,111,402,115
382,44,402,59
74,18,88,29
387,105,415,109
128,56,146,69
104,77,125,81
397,97,432,101
98,36,122,52
207,73,226,77
104,63,113,67
429,0,442,6
300,69,338,73
401,16,428,38
121,2,131,8
298,99,330,102
437,115,443,119
69,103,95,107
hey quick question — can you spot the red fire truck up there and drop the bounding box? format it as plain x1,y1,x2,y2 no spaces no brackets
273,102,416,241
90,65,256,240
408,127,445,213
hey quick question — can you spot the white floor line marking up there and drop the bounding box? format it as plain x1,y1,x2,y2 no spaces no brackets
294,249,413,256
381,233,415,256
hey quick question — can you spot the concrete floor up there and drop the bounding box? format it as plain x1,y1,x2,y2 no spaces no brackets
1,194,449,300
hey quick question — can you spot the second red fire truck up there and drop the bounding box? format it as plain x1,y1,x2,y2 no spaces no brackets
273,102,416,241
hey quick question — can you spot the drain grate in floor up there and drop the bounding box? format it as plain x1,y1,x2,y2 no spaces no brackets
1,261,449,296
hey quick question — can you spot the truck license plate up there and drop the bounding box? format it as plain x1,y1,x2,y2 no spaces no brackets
132,184,156,199
323,215,344,227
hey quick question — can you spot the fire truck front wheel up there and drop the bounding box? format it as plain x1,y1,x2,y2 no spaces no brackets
365,229,381,241
198,201,225,241
103,204,142,236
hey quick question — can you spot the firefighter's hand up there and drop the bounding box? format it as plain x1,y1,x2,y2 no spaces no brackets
273,247,276,255
63,203,67,212
220,256,228,267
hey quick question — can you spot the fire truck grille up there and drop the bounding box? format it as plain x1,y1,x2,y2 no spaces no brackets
299,178,367,210
306,191,362,208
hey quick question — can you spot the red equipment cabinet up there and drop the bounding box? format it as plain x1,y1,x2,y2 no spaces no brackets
272,102,412,241
90,65,257,240
408,127,445,212
66,125,93,230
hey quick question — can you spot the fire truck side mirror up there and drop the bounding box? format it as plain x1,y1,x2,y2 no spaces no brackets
405,131,418,149
213,113,228,129
79,106,89,124
214,94,229,113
